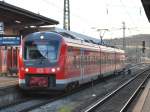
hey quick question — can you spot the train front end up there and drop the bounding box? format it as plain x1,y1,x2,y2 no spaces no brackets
18,32,66,90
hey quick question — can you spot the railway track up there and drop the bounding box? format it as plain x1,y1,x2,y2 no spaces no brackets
81,67,150,112
0,74,128,112
0,64,148,112
0,80,97,112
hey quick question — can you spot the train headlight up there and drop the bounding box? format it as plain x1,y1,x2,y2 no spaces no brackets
40,35,44,39
25,68,29,72
52,68,56,72
57,67,60,71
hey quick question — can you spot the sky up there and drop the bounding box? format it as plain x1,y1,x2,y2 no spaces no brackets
2,0,150,39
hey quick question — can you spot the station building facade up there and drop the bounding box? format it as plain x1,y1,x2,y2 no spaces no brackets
0,1,58,74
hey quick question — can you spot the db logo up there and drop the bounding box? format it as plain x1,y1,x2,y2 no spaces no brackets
36,68,44,73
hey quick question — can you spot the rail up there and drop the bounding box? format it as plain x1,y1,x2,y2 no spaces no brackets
82,67,150,112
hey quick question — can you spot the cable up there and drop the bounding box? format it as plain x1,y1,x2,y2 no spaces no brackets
119,0,138,28
41,0,95,32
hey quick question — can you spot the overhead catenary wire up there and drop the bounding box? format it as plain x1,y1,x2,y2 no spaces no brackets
42,0,96,31
119,0,140,30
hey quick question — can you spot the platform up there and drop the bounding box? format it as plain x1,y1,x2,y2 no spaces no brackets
132,79,150,112
0,76,18,88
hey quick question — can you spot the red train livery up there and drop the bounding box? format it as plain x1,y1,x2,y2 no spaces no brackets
18,30,126,90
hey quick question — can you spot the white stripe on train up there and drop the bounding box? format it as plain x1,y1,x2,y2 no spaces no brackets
19,68,123,85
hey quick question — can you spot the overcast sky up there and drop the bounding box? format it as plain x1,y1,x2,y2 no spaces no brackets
3,0,150,39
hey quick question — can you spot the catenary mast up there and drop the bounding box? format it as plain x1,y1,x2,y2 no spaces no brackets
63,0,70,30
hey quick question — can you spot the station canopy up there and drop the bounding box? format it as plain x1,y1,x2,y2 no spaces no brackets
141,0,150,22
0,1,59,28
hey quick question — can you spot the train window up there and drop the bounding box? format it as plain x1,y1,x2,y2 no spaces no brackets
96,56,100,65
76,56,80,68
84,39,90,43
87,56,89,65
68,47,71,52
90,40,97,44
104,55,106,64
83,56,87,66
73,56,77,68
89,56,91,64
101,54,105,64
93,56,95,64
68,47,73,53
24,40,59,62
92,56,94,64
59,32,76,39
81,56,83,66
95,55,97,64
92,56,95,64
86,56,90,65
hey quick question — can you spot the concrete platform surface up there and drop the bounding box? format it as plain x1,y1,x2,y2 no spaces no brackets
132,79,150,112
0,77,18,88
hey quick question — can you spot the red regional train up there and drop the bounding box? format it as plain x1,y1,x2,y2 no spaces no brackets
18,29,126,91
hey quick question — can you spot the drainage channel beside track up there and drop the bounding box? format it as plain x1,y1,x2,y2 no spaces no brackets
82,67,150,112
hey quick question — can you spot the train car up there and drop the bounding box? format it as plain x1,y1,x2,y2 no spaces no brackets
18,30,126,91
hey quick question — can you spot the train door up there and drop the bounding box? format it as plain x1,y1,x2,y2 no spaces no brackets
80,48,84,81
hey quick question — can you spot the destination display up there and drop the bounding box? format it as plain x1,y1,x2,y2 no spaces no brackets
0,36,21,45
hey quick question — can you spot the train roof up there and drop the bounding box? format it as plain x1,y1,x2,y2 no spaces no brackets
47,27,124,53
48,27,100,44
24,27,125,53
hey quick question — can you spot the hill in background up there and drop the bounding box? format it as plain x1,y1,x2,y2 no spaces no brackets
104,34,150,63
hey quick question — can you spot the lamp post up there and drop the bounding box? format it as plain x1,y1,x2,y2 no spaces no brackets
97,29,109,44
91,27,109,44
122,21,126,50
91,27,109,78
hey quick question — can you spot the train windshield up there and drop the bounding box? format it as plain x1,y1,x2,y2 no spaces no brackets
24,40,59,62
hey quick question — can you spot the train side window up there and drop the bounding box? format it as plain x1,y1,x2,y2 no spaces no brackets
88,56,90,65
92,56,94,64
77,56,80,68
105,54,107,64
59,32,76,40
95,56,97,64
99,56,101,65
108,54,109,64
91,56,93,64
85,56,87,66
81,55,83,66
106,54,108,64
94,56,96,64
79,56,82,68
68,47,73,52
101,53,103,64
104,53,106,64
103,56,105,64
93,56,95,64
89,56,91,65
73,56,76,68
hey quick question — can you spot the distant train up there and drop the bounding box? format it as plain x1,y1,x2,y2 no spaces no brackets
18,29,126,91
